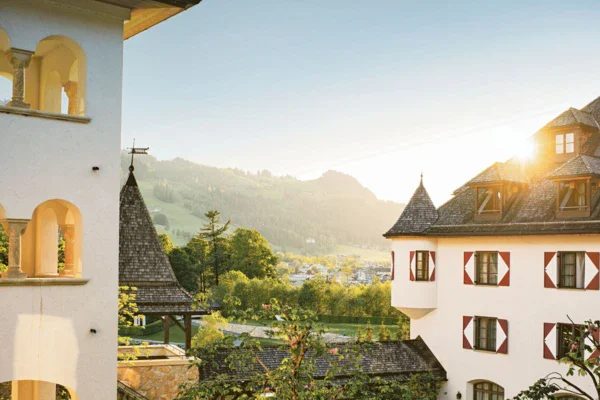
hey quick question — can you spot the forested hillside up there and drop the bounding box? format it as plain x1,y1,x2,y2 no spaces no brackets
121,152,404,253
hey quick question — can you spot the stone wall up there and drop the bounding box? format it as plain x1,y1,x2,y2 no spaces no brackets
117,363,198,400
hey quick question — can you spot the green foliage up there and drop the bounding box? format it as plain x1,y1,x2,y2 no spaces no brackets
158,233,174,255
192,311,229,349
196,210,230,287
153,212,169,227
118,319,165,337
229,228,279,279
378,322,392,341
514,318,600,400
169,247,197,292
118,286,149,361
176,300,441,400
122,151,404,252
0,225,8,273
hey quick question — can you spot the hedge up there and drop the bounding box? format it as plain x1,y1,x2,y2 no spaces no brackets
118,319,167,337
317,315,397,325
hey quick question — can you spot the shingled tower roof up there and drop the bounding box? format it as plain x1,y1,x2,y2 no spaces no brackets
119,171,206,315
384,176,438,237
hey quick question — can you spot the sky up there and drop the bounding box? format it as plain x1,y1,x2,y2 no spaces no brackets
119,0,600,206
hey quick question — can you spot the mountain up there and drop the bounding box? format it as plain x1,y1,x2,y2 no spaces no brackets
120,152,404,254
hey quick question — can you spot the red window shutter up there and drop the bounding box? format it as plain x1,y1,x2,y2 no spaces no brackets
544,252,557,288
496,319,508,354
498,252,510,286
585,326,600,361
463,316,474,349
585,252,599,290
429,251,436,281
464,252,474,285
409,251,415,281
543,323,557,360
391,251,395,281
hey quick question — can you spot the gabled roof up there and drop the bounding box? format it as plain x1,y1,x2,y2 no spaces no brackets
548,154,600,179
201,338,446,383
119,171,206,315
468,161,528,185
544,107,599,129
384,178,438,236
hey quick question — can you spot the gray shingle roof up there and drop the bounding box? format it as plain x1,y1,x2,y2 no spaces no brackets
548,154,600,178
385,96,600,237
119,172,207,315
201,338,446,382
468,161,528,185
544,108,599,129
384,180,438,236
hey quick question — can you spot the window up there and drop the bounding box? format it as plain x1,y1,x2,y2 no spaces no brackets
558,181,587,211
556,133,575,155
475,317,497,351
474,381,504,400
476,186,502,214
415,251,429,281
557,323,585,359
476,252,498,285
558,252,585,289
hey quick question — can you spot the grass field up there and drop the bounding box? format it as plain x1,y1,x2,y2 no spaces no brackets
136,321,400,345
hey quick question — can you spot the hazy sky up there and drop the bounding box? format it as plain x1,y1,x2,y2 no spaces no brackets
120,0,600,206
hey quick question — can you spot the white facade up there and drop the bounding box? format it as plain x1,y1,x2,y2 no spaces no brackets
0,0,127,398
391,234,600,399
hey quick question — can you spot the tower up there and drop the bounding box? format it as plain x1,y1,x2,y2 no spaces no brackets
0,1,199,398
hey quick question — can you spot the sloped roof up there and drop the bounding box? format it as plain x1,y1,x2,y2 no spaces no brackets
468,161,528,185
201,338,446,382
385,95,600,237
548,154,600,179
544,107,599,129
119,171,206,315
384,179,438,236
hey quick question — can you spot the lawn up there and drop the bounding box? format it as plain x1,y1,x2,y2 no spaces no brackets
133,321,399,344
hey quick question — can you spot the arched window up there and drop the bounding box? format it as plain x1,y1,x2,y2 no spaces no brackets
0,380,75,399
23,200,82,278
35,36,86,115
474,381,504,400
0,28,12,104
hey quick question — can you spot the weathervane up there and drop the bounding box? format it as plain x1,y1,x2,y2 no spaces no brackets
128,139,149,172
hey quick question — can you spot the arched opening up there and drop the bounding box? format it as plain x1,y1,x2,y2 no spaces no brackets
22,200,82,278
0,27,12,105
34,35,86,115
473,380,504,400
0,380,77,399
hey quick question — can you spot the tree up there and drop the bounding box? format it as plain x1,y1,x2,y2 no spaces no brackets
186,236,211,293
378,322,392,341
154,212,169,227
192,311,229,349
158,233,174,255
169,247,196,292
197,210,230,286
118,286,148,361
514,318,600,400
229,228,279,279
177,300,442,399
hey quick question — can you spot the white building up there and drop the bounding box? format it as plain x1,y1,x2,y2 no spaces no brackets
386,98,600,400
0,1,198,399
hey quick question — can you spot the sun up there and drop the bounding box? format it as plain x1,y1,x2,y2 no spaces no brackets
515,137,536,162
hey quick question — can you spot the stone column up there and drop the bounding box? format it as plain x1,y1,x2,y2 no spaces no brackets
5,48,34,109
59,224,75,277
2,219,29,279
63,81,78,115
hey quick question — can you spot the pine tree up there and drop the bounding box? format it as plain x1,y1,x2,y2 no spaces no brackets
364,321,374,342
197,210,230,286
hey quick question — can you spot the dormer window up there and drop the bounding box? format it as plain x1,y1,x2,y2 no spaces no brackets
556,133,575,155
556,179,591,218
474,186,502,221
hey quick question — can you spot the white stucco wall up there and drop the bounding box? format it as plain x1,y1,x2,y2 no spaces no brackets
391,234,600,399
0,0,126,398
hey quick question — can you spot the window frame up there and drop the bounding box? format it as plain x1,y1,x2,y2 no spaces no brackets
557,252,585,290
556,179,591,218
474,316,497,352
555,132,575,155
415,250,429,282
557,323,585,359
473,380,504,400
475,251,499,286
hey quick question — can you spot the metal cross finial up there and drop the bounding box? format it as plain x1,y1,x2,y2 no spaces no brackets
127,138,149,172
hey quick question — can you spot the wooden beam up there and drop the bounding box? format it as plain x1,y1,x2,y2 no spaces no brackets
184,315,192,351
163,316,170,344
169,315,186,332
